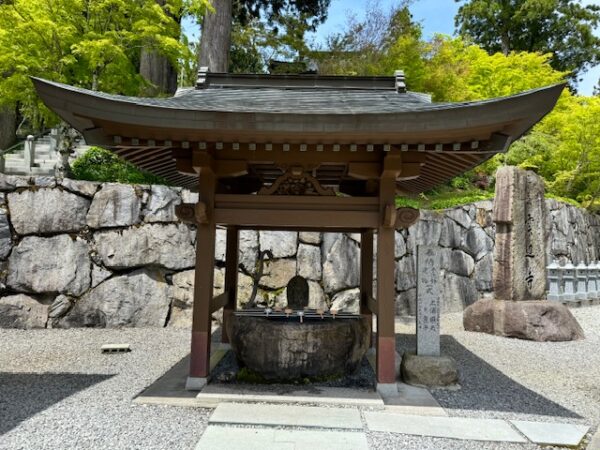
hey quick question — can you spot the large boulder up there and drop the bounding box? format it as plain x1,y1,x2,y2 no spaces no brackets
7,188,90,235
57,268,170,328
322,234,359,294
330,287,360,314
226,315,370,380
259,258,297,289
463,299,584,341
143,185,181,223
86,183,142,228
0,294,48,329
259,231,298,258
7,235,91,296
297,243,321,281
239,230,258,272
0,208,12,259
401,352,459,387
94,223,195,270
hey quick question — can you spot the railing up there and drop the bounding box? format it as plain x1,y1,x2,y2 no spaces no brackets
547,261,600,303
0,128,57,173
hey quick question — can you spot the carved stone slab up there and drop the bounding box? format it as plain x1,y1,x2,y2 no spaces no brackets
416,245,441,356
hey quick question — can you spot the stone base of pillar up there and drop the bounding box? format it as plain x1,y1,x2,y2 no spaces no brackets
464,299,584,342
185,376,208,391
400,353,458,388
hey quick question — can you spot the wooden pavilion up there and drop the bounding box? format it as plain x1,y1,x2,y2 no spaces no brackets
33,71,563,388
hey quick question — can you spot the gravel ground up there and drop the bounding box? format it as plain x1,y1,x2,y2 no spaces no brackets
1,305,599,450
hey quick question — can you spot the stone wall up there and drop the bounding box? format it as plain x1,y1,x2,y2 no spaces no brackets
0,175,598,329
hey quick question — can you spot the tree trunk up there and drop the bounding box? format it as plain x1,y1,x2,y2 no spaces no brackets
139,0,179,95
0,106,17,151
199,0,233,72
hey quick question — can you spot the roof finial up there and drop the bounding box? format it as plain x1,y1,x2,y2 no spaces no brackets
395,70,407,93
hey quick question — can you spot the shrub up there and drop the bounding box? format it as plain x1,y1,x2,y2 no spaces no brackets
71,147,168,185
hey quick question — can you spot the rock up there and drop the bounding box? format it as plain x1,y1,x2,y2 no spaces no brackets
476,207,494,228
259,231,298,258
239,230,258,272
86,183,142,228
57,268,170,328
461,226,494,261
60,178,100,197
0,294,49,329
297,243,321,281
91,264,112,288
0,208,12,259
474,253,494,292
322,234,359,294
181,189,199,204
214,228,226,262
0,174,29,191
143,185,181,223
33,176,56,188
330,287,360,314
448,250,475,277
7,235,91,296
395,256,416,292
7,189,90,235
94,223,195,270
401,352,458,387
445,207,472,229
299,232,321,245
394,232,406,259
439,219,462,248
308,281,327,310
260,258,296,289
48,295,73,319
286,275,309,309
226,315,370,380
463,299,584,341
395,288,416,316
443,273,478,312
407,220,443,249
237,272,254,308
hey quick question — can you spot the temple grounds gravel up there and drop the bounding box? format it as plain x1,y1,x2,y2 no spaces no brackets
1,305,599,450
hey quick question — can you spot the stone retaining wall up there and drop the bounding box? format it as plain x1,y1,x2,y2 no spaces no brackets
0,175,598,329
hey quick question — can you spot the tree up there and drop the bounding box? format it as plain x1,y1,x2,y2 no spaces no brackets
198,0,331,72
0,0,205,131
454,0,600,83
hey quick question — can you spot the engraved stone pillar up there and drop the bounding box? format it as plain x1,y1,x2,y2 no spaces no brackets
575,263,588,301
416,245,441,356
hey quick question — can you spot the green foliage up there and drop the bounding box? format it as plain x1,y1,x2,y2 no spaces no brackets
454,0,600,82
71,147,169,185
0,0,209,129
396,189,494,211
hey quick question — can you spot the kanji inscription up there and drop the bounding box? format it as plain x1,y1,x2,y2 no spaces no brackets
416,245,441,356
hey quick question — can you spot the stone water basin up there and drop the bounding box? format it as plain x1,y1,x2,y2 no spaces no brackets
226,314,371,381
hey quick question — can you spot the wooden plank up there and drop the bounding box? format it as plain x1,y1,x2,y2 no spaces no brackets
214,208,379,228
210,292,229,314
215,194,379,212
222,227,239,344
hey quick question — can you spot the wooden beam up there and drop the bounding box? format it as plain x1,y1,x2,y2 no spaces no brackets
395,207,420,229
210,292,229,314
348,163,381,180
222,226,239,344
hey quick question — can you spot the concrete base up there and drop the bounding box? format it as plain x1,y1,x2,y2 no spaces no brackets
400,352,459,388
464,299,584,341
185,376,208,391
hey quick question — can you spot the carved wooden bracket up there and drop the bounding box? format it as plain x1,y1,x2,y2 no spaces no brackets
395,207,420,228
175,202,209,224
259,166,335,196
383,204,397,228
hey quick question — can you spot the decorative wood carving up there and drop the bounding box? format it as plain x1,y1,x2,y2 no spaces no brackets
383,204,397,228
175,202,209,224
195,202,209,224
395,207,420,229
259,166,335,196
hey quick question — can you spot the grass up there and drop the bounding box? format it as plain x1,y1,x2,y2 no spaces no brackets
396,188,495,210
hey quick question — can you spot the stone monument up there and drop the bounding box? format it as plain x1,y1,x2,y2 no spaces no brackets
464,166,584,341
401,246,458,387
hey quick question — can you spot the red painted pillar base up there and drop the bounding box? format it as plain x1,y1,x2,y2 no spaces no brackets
190,330,211,378
376,335,396,384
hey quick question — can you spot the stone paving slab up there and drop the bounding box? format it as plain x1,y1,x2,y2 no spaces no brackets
364,412,528,442
510,420,589,447
196,426,369,450
209,402,364,429
197,385,383,408
379,383,447,416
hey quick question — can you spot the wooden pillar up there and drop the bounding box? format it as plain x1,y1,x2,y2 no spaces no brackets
221,226,239,343
360,229,374,347
376,175,397,384
188,167,216,387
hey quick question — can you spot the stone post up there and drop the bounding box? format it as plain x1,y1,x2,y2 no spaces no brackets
416,245,441,356
588,262,599,301
464,166,584,341
562,263,576,302
575,263,588,301
24,135,35,170
547,261,561,302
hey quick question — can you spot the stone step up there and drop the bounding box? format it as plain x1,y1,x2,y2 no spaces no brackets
209,402,364,430
510,420,589,447
196,426,369,450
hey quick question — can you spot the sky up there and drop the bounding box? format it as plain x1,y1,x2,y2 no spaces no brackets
184,0,600,95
